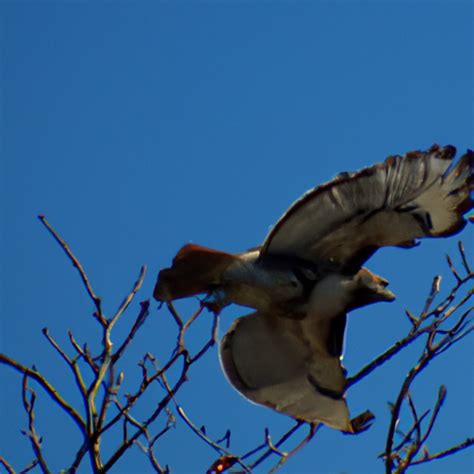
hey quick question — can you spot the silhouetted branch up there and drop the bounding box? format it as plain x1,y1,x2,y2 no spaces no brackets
410,437,474,466
19,459,39,474
348,244,473,388
0,457,15,474
21,375,51,474
0,353,86,432
38,215,105,326
112,300,150,363
381,243,473,473
43,328,88,399
111,266,147,327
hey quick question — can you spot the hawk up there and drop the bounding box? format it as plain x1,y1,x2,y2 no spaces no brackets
154,145,473,432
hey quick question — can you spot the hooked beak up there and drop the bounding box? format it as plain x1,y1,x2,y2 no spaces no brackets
369,275,396,302
349,269,397,311
374,286,396,302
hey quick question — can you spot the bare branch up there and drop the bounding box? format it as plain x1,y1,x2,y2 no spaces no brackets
446,254,462,284
135,439,169,474
458,241,471,274
112,300,150,363
421,275,442,317
21,375,51,474
420,385,447,446
406,393,421,445
42,328,87,398
410,437,474,466
166,302,184,329
109,266,147,329
246,422,304,469
38,215,106,326
392,410,430,453
19,459,39,474
176,405,251,473
216,429,231,449
382,246,474,473
264,428,287,459
349,270,473,388
0,457,16,474
101,358,190,472
267,423,318,474
0,353,86,432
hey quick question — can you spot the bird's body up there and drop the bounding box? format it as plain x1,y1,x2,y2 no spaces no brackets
154,144,473,432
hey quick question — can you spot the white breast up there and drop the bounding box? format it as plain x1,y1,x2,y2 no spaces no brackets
299,274,353,355
306,274,353,320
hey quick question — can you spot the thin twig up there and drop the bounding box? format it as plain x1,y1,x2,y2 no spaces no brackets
101,356,190,472
175,405,251,473
348,272,473,387
112,300,150,363
406,392,421,445
420,385,447,445
19,459,39,474
383,254,474,473
446,254,462,284
248,421,305,469
421,276,442,317
0,457,16,474
410,437,474,465
392,410,430,453
42,328,87,398
458,241,471,274
268,423,319,474
264,428,287,458
21,375,51,474
109,266,147,328
0,353,86,432
37,215,106,326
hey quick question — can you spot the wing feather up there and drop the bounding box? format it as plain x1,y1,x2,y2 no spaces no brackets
220,311,352,431
261,145,473,271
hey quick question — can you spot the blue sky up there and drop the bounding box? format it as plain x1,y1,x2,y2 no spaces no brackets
1,2,473,473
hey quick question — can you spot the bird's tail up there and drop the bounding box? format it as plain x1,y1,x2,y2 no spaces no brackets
153,243,238,302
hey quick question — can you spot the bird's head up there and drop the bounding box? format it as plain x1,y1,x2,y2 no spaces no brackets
347,268,396,311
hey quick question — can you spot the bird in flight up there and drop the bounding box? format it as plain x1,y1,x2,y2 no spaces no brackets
154,144,473,432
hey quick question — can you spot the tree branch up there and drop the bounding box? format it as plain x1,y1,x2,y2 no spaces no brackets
0,353,86,432
38,215,106,326
21,375,51,474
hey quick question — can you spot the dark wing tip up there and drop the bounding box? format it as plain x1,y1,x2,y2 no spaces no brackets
431,143,456,158
397,144,456,163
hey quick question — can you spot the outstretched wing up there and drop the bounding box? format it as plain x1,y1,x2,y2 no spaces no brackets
261,145,473,273
219,311,352,431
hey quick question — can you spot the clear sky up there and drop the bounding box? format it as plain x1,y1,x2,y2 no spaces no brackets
1,2,473,473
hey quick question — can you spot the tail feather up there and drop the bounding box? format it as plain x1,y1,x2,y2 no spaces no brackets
153,244,238,302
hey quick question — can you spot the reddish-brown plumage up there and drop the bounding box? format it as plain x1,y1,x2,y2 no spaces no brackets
153,243,238,301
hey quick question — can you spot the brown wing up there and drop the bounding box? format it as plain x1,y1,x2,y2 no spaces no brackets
219,311,352,431
261,145,473,273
